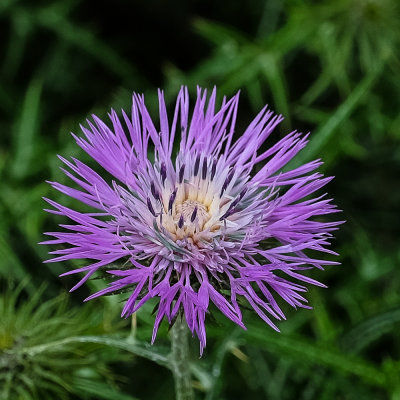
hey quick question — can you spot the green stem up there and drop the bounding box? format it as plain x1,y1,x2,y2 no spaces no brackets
170,317,194,400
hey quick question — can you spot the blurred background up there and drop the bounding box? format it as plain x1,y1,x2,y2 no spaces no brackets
1,0,400,399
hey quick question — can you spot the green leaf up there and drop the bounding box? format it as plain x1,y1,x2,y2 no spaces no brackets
293,67,383,166
0,222,32,285
205,327,242,400
340,308,400,354
35,4,146,86
72,378,139,400
22,335,171,368
194,18,250,47
10,76,43,179
260,55,291,128
245,326,387,388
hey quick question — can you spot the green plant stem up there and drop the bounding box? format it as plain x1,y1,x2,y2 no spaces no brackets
170,317,194,400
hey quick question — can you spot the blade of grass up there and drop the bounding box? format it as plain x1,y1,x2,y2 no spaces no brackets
72,378,139,400
245,325,387,388
2,8,31,80
21,335,170,368
194,18,249,47
36,4,147,86
10,76,43,179
292,66,382,166
340,308,400,354
260,54,291,129
205,327,242,400
0,222,33,288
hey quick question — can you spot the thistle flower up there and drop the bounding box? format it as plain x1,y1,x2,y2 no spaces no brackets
43,87,341,354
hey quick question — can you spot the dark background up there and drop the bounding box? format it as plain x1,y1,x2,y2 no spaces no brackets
1,0,400,399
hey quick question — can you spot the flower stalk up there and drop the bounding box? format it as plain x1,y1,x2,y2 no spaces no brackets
170,317,194,400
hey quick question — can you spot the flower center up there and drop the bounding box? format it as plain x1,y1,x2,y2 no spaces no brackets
161,195,215,242
145,152,247,247
175,200,210,227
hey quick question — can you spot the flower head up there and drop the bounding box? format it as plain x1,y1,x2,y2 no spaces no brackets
43,87,341,353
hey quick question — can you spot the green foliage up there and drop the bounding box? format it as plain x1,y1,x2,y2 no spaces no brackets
0,0,399,398
0,283,137,400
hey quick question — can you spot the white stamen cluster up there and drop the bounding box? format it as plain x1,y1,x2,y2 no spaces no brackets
145,154,247,246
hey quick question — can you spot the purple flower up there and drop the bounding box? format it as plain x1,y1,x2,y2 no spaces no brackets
43,87,342,354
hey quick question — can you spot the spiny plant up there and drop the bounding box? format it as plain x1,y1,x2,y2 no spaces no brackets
0,282,131,400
